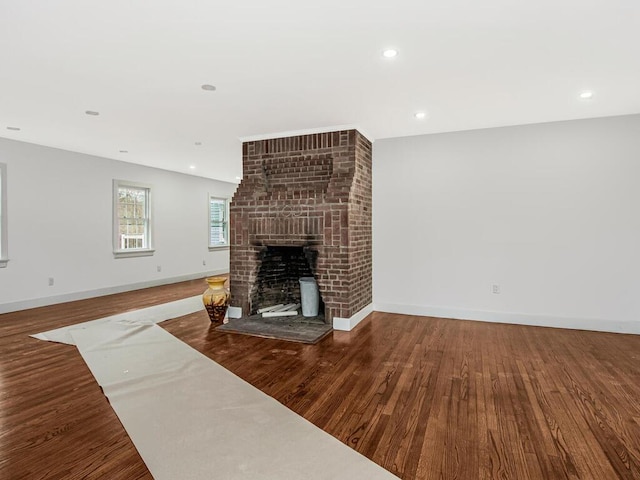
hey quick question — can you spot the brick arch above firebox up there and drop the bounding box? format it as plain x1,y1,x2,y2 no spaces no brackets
263,154,333,194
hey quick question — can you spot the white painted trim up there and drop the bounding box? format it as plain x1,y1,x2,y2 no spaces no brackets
239,124,375,144
374,303,640,336
113,248,155,259
333,303,374,331
0,269,228,315
0,162,7,267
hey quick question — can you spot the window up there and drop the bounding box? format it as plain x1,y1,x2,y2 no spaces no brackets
209,196,229,248
113,180,154,258
0,163,7,267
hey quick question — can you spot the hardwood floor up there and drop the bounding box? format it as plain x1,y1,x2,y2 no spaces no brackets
2,279,640,479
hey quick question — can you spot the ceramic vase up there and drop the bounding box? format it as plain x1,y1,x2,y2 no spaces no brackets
202,276,230,323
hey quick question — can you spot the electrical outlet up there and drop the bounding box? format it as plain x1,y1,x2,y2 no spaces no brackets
492,284,500,294
48,277,54,286
157,265,162,272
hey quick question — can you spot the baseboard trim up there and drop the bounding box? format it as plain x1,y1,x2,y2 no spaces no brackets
373,302,640,335
0,270,228,315
333,303,374,331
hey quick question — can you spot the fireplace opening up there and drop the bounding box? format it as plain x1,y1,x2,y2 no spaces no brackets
250,246,324,318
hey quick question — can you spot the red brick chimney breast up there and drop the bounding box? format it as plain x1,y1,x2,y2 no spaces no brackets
230,130,372,324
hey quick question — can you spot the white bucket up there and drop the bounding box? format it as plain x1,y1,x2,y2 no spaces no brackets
298,277,319,317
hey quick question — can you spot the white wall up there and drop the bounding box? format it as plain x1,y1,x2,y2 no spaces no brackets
0,138,237,313
373,114,640,334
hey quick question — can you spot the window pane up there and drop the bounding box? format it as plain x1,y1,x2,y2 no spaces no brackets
115,183,150,251
0,163,4,260
0,167,3,252
209,197,228,247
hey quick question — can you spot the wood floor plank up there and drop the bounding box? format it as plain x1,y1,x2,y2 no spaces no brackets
2,280,640,479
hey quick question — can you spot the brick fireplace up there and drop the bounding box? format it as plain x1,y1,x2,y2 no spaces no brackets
229,129,372,326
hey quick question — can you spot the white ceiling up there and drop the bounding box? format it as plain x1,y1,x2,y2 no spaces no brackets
1,1,639,184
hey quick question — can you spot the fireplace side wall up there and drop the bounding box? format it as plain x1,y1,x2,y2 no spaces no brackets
348,133,373,314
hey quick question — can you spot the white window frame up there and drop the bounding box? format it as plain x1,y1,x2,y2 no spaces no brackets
0,163,8,267
208,196,230,250
113,180,154,258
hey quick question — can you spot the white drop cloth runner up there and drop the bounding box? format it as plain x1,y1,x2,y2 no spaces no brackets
69,322,398,480
32,299,398,479
30,295,204,345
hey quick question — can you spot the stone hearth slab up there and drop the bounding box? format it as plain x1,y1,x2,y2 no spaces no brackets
216,315,332,344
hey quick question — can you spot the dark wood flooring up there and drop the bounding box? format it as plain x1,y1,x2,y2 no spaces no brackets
1,278,640,479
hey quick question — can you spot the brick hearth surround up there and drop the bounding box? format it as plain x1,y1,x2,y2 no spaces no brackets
229,129,372,325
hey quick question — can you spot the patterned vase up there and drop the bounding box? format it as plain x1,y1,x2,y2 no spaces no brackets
202,276,230,323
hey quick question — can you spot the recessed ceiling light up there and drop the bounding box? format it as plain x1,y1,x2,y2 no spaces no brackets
85,110,100,116
235,176,242,180
579,91,594,100
195,142,202,146
119,150,128,153
382,49,398,58
414,111,427,120
201,84,216,91
189,165,196,170
6,126,20,131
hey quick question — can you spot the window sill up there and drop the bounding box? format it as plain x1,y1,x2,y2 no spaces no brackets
113,249,155,259
208,245,230,251
0,258,8,268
